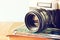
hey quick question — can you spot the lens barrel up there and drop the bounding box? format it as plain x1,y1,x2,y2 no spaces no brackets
25,9,51,33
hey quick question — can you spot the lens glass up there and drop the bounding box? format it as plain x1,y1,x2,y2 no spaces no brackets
26,13,40,32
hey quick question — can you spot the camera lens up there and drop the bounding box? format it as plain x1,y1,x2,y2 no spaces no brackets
25,12,40,32
25,9,51,33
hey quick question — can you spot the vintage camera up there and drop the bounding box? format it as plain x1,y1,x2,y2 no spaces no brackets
25,1,60,33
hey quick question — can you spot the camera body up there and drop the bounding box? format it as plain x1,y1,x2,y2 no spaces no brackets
25,1,60,33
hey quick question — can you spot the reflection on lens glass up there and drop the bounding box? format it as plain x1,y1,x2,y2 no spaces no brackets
29,14,39,32
33,15,39,27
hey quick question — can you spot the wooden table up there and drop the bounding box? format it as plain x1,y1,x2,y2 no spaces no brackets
7,35,52,40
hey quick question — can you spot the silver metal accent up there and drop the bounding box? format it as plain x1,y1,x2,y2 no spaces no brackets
37,2,52,8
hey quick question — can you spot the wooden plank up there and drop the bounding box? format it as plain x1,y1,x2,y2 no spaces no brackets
7,35,51,40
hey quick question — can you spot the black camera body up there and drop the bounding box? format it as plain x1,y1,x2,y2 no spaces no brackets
48,9,60,28
25,1,60,33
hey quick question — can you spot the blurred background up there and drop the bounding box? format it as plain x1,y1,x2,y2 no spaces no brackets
0,0,38,22
0,0,38,40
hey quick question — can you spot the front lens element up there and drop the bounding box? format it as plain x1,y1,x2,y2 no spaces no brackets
25,12,40,32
